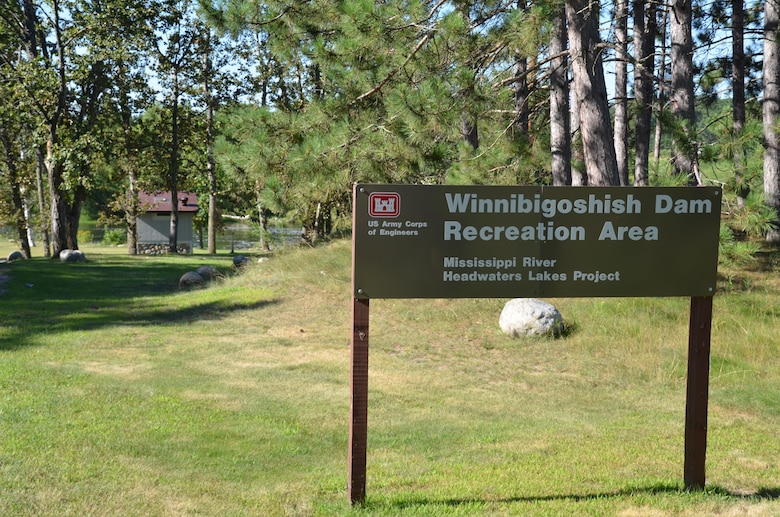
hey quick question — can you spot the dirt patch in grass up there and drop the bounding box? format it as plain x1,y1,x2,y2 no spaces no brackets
79,360,155,380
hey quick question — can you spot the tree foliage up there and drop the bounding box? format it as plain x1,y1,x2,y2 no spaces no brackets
1,0,779,250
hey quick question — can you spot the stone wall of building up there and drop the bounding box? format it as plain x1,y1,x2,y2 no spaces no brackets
138,243,191,255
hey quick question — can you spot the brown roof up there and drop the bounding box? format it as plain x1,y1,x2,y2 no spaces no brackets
138,191,199,213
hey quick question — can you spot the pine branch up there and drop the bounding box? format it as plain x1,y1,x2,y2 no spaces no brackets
350,32,433,106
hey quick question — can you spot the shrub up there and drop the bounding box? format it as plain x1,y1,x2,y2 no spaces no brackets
102,228,126,246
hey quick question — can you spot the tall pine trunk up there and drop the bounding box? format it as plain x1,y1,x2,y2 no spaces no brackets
514,54,529,140
653,3,670,173
549,7,571,186
613,0,629,186
566,0,619,186
733,0,748,206
168,71,181,254
203,30,218,255
633,0,656,186
670,0,699,183
764,0,780,243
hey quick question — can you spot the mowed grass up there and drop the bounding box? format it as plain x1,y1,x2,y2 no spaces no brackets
0,240,779,516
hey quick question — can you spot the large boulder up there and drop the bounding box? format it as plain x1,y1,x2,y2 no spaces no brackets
179,271,205,289
233,254,249,268
59,249,86,263
499,298,564,338
7,250,24,262
196,265,218,280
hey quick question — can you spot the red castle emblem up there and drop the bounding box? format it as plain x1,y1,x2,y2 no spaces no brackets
368,192,400,218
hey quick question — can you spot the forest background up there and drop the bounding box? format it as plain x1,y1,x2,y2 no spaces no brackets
1,0,779,260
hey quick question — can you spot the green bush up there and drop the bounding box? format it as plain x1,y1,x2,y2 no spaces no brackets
101,228,126,246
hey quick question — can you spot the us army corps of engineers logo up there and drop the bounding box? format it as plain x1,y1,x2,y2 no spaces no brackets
368,192,400,218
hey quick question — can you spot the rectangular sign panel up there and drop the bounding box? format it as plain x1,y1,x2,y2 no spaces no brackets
352,184,722,299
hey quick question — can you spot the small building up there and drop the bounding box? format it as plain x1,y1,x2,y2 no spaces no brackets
136,191,199,254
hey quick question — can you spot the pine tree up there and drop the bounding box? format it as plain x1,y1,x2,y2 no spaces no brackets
670,0,699,184
549,6,571,186
566,0,619,185
764,0,780,243
633,0,656,186
613,0,629,186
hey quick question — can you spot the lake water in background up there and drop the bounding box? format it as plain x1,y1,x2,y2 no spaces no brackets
214,222,302,251
2,221,303,252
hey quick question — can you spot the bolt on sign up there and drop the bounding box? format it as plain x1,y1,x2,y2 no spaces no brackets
353,184,722,299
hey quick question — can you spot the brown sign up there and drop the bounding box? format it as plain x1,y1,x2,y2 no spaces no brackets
352,184,721,298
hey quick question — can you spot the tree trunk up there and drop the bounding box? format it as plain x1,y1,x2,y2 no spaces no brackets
566,0,619,186
462,115,479,150
633,0,656,186
169,72,180,253
204,30,218,255
764,0,780,243
514,54,529,139
653,2,670,173
1,134,32,259
48,0,71,258
549,7,571,186
23,198,35,249
34,146,50,257
47,139,69,257
670,0,699,183
20,0,50,255
66,186,86,249
570,96,587,186
127,168,138,255
613,0,629,186
112,60,138,255
256,182,270,251
733,0,748,206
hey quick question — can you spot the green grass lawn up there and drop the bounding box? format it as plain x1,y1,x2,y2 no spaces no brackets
1,240,779,515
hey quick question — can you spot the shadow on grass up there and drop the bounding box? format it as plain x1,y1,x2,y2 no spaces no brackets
372,482,780,511
0,255,277,351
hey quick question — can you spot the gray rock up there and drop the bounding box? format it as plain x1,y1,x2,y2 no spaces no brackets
196,265,218,280
499,298,564,338
233,254,249,267
179,271,205,289
59,249,86,263
7,251,24,262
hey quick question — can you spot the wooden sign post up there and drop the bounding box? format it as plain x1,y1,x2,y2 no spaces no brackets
348,184,721,505
348,297,370,504
684,295,714,489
